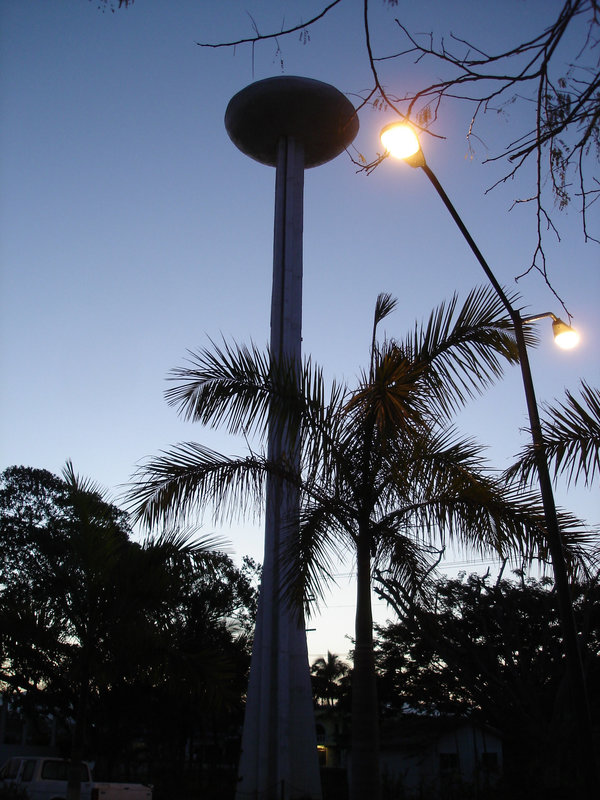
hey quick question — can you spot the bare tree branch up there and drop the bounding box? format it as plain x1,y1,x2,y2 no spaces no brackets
196,0,599,299
196,0,344,49
380,0,599,291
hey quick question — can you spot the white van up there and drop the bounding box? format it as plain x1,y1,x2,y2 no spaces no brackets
0,757,151,800
0,757,93,800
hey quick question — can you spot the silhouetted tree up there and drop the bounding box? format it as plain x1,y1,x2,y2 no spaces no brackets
311,652,349,707
0,464,255,799
375,570,600,797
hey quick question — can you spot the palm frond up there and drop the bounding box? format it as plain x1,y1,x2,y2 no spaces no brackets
60,461,131,546
166,339,277,438
403,286,531,418
373,292,398,330
346,287,529,432
371,293,398,378
62,460,105,498
167,338,346,472
507,381,600,488
125,443,270,529
374,528,440,602
375,425,486,514
348,343,430,434
300,377,354,485
281,498,353,620
387,473,591,577
375,423,592,573
140,525,229,559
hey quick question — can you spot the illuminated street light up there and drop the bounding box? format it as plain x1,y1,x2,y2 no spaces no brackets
380,122,423,164
381,121,596,796
522,311,580,350
553,319,580,349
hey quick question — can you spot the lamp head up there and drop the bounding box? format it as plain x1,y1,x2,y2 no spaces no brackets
552,317,580,349
380,122,425,167
522,311,580,350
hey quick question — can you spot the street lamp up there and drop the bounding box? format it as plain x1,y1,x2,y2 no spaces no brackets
380,121,595,795
522,311,580,350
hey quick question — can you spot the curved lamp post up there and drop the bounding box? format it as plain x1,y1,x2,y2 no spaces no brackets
380,122,596,795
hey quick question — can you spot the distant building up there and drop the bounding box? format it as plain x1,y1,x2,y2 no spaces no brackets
379,713,502,798
315,708,502,799
315,709,349,770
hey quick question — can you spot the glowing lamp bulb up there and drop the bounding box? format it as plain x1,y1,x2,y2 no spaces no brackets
552,318,579,350
380,123,421,160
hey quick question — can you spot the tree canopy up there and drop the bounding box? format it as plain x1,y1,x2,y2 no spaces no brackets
375,569,600,796
0,463,258,798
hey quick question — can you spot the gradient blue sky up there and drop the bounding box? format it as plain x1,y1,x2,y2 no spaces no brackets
1,0,598,659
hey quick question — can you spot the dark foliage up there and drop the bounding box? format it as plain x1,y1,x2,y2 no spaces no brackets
0,464,258,796
375,570,600,796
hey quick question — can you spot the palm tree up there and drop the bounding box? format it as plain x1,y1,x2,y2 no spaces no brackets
311,651,349,707
126,286,587,800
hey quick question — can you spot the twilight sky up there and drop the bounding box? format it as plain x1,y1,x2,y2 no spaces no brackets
1,0,598,660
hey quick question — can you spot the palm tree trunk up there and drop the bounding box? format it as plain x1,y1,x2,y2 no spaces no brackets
66,697,85,800
350,528,380,800
67,655,90,800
